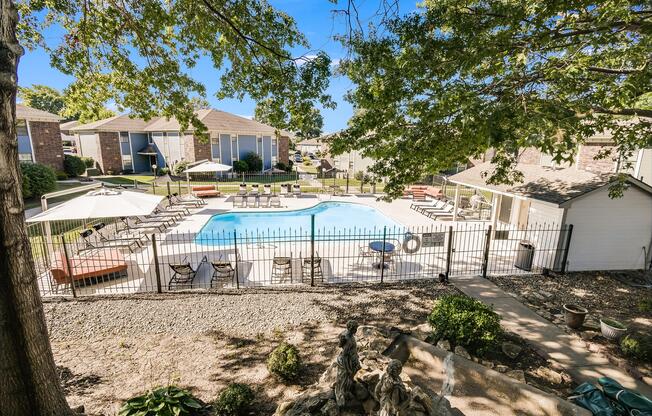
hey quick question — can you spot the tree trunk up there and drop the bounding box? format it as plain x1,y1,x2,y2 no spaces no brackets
0,0,74,414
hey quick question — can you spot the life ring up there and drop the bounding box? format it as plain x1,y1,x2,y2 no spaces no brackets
402,232,421,254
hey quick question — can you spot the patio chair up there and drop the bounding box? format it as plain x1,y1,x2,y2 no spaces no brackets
280,184,290,197
233,195,245,208
301,252,323,283
263,184,272,195
210,260,236,288
270,195,281,208
170,193,203,208
78,228,140,253
238,183,247,195
292,184,301,197
272,254,293,283
412,199,447,213
251,184,260,195
357,244,375,265
149,208,183,221
246,195,258,208
120,217,166,233
259,195,270,208
129,217,170,232
161,202,191,216
168,255,208,290
92,222,147,246
139,213,175,226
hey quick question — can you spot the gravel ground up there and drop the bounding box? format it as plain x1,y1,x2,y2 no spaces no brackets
45,281,456,415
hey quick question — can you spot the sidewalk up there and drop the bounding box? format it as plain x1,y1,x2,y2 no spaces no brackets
454,276,652,397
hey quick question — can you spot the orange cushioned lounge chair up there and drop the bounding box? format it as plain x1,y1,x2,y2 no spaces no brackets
49,248,128,286
192,185,221,198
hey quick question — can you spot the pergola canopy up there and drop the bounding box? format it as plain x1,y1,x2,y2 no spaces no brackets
184,161,232,173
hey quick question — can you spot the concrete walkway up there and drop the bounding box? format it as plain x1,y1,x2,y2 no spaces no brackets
454,276,652,397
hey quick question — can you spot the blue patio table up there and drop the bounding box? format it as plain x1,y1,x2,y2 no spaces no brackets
369,241,396,269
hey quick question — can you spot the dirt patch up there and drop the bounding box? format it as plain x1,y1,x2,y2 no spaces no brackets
48,281,457,415
487,271,652,381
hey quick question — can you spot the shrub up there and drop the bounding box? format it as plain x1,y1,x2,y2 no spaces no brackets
233,160,249,173
638,298,652,313
173,160,189,176
267,342,302,381
81,156,95,168
213,383,254,416
20,162,57,198
119,386,204,416
428,295,503,356
55,170,68,180
302,159,311,166
63,154,86,177
158,167,170,175
243,152,263,171
621,334,652,362
275,162,288,172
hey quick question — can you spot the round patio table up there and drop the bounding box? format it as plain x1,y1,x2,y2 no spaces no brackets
369,241,395,269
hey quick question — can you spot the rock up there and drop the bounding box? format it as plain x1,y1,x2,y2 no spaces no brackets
538,290,553,299
409,323,432,341
501,341,522,359
495,364,509,373
357,368,382,391
362,397,379,414
532,366,567,385
506,369,526,383
353,382,369,401
72,405,85,414
581,331,599,341
411,386,435,415
481,360,495,369
357,325,392,353
275,400,293,416
454,345,471,360
320,399,339,416
436,339,451,351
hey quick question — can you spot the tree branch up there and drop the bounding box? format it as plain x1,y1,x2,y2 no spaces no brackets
593,107,652,118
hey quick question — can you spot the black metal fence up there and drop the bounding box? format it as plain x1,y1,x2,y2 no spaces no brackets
29,217,573,298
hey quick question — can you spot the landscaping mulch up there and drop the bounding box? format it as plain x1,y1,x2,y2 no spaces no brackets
487,271,652,383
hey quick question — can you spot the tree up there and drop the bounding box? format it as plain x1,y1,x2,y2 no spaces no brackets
255,96,327,139
1,0,332,413
189,96,211,110
18,84,65,114
332,1,652,198
243,151,263,171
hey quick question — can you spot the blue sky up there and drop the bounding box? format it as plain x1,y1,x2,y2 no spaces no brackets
18,0,418,133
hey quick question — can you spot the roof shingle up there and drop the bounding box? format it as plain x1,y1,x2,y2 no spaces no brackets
16,104,62,122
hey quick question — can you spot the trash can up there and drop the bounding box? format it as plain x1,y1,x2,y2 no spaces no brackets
515,240,535,271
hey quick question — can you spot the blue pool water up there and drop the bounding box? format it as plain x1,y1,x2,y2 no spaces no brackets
195,202,402,244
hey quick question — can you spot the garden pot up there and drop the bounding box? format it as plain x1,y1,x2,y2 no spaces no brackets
600,318,627,340
563,304,588,329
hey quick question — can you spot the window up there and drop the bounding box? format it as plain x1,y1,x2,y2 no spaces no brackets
18,153,33,162
122,154,133,170
211,134,220,160
119,132,129,143
498,195,513,223
231,137,238,161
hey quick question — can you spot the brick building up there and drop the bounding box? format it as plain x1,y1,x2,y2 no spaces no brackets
71,109,291,174
16,104,64,171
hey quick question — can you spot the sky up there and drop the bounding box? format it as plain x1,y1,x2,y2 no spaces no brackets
18,0,419,134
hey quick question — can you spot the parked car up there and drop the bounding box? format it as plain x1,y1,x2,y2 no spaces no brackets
294,154,303,163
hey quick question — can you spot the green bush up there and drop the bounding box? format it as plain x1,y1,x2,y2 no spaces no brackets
55,170,68,180
638,298,652,313
428,295,503,356
20,162,57,198
302,159,311,166
119,386,204,416
621,334,652,362
173,160,189,176
213,383,254,416
81,156,95,168
275,162,288,172
63,154,87,176
243,152,263,171
233,160,249,173
158,167,170,175
267,342,302,381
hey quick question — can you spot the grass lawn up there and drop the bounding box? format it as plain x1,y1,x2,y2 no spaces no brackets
98,175,156,185
24,182,91,210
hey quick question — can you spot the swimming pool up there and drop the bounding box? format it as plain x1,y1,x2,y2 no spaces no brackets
195,202,403,244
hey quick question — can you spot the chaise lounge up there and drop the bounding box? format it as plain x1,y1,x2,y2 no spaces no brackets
192,185,221,198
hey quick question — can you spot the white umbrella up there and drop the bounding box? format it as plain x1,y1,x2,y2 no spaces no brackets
184,161,232,173
27,188,165,222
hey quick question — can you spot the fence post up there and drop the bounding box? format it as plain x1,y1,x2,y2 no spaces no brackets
151,181,155,194
380,226,387,283
61,237,77,298
151,234,162,293
445,226,453,280
560,224,573,274
481,225,493,278
134,178,138,189
346,173,349,194
166,182,171,197
360,179,363,194
233,230,240,289
177,181,181,195
310,214,315,287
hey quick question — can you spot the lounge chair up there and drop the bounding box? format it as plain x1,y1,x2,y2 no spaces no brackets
292,184,301,197
120,217,165,233
280,184,290,197
92,222,147,246
168,255,208,289
210,260,235,288
411,199,446,212
272,254,292,283
301,252,323,283
419,201,454,215
246,195,258,208
259,195,270,208
148,208,183,221
270,195,281,208
140,213,176,226
238,184,247,195
251,184,260,195
263,184,272,195
79,229,141,253
170,193,203,207
233,195,245,208
192,185,221,198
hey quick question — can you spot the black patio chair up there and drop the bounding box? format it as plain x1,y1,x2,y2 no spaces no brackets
272,254,292,283
168,255,208,290
301,252,323,283
210,261,236,288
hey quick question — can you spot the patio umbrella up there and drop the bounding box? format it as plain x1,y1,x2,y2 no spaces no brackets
27,188,165,222
184,161,232,173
